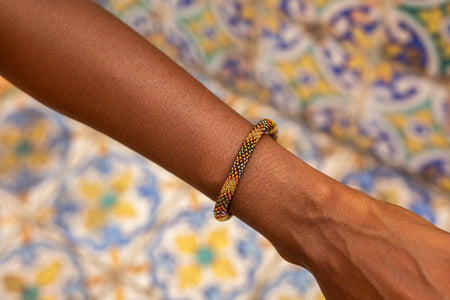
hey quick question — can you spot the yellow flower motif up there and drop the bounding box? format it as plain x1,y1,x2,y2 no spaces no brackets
176,235,198,254
376,187,399,205
262,15,280,32
179,265,201,289
241,4,255,20
418,8,443,34
277,55,335,101
375,61,395,82
439,177,450,191
3,275,24,293
389,106,450,154
347,52,366,70
439,39,450,59
330,123,345,138
2,261,61,300
430,134,448,147
405,138,425,153
355,135,373,150
111,0,136,13
35,262,61,286
298,55,316,69
384,42,403,57
351,27,372,50
79,172,136,230
183,6,233,60
387,103,450,155
263,0,281,8
415,109,433,126
211,258,235,278
0,75,12,97
176,227,236,289
0,120,51,174
315,0,330,8
278,61,297,78
389,115,406,128
315,293,326,300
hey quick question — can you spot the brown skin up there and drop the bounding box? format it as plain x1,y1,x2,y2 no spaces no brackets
0,0,449,298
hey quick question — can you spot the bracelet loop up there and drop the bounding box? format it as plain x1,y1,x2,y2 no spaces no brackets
213,119,278,221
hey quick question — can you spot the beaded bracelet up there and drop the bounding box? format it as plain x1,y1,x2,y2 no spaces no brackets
214,119,278,221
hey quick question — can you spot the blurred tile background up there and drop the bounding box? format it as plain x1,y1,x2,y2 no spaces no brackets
0,0,449,299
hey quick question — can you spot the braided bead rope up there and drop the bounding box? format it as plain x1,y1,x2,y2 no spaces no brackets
214,119,278,221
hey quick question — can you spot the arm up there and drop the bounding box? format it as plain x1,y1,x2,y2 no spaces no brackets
0,1,449,298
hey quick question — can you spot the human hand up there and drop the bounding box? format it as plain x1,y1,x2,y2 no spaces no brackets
273,189,450,299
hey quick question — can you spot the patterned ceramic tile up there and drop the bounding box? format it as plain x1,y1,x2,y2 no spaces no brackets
101,0,450,192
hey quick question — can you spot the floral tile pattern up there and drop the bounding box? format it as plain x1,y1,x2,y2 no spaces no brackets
0,0,449,299
109,0,450,192
147,207,261,300
55,152,160,251
0,243,87,300
0,96,71,194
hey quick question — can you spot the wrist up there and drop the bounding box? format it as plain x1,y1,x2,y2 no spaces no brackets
273,181,366,269
226,135,366,268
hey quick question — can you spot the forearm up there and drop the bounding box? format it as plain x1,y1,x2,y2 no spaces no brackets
0,0,344,256
0,0,251,200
